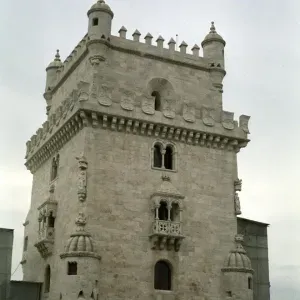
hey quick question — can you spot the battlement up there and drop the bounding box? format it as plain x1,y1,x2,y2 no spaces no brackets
49,26,223,95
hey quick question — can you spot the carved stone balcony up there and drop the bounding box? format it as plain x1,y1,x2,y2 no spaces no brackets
35,227,55,258
150,220,184,251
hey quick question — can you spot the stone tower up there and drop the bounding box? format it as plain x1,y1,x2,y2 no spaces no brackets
21,1,253,299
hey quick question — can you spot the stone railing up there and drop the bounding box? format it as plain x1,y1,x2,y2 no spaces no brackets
150,220,184,252
153,220,182,236
38,227,55,241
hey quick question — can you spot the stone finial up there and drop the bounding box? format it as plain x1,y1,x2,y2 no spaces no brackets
168,38,176,51
210,21,217,33
118,26,127,38
192,44,200,56
144,32,153,45
75,212,87,230
132,29,141,42
55,49,61,62
179,41,188,54
156,35,165,48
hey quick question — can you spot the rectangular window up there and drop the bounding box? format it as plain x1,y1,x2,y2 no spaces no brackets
93,18,99,26
68,262,77,275
23,236,28,251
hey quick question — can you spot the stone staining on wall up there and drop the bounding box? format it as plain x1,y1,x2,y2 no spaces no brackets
234,179,242,215
76,155,88,202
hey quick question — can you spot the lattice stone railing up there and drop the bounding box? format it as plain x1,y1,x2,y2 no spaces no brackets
150,220,184,251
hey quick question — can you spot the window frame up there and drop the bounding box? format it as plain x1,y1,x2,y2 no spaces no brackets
154,260,172,291
151,141,177,173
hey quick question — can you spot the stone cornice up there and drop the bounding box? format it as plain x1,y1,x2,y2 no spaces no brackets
60,251,101,260
221,267,254,274
25,102,250,173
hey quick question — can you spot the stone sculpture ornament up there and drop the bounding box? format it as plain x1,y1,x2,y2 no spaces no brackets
239,115,250,134
141,94,155,115
221,111,235,130
76,155,88,202
234,192,241,215
120,89,135,111
202,107,215,126
98,84,113,107
162,98,176,119
182,103,196,123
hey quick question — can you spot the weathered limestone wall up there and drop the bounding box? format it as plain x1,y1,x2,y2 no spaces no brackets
76,128,238,300
22,129,87,290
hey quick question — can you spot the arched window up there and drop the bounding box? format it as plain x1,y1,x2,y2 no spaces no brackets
248,277,253,289
153,144,162,168
152,91,161,111
44,265,51,293
158,201,168,221
170,203,179,222
48,212,55,228
164,146,173,170
154,261,171,290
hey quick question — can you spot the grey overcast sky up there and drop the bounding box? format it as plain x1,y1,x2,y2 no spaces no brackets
0,0,299,298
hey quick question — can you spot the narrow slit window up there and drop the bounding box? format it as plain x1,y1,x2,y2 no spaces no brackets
44,265,51,293
248,277,253,290
152,91,161,111
48,212,55,228
23,236,28,251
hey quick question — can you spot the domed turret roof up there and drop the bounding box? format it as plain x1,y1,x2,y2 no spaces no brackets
60,213,101,260
88,0,114,17
223,235,253,272
46,50,62,70
201,22,226,47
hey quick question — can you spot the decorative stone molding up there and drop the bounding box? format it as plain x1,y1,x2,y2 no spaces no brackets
234,179,242,215
120,89,135,111
234,193,241,215
98,84,113,107
141,94,155,115
234,179,242,192
35,184,58,258
150,175,185,251
182,103,196,123
60,212,101,260
221,111,235,130
239,115,250,134
202,107,215,126
76,155,88,202
25,107,250,173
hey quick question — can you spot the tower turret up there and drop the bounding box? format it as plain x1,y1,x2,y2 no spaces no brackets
222,235,254,300
59,213,101,300
201,22,226,68
44,50,62,114
87,0,114,41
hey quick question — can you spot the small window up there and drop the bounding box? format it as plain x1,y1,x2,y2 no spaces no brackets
154,261,171,290
164,146,173,170
226,291,232,297
48,212,55,228
44,265,51,293
23,236,28,251
92,18,99,26
152,91,161,111
68,262,77,275
158,201,168,221
248,277,253,290
153,144,162,168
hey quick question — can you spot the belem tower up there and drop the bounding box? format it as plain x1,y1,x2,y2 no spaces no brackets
21,1,253,299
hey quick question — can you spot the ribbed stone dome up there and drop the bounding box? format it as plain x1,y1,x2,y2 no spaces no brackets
65,232,94,253
88,0,114,17
223,235,253,272
202,22,225,47
60,213,101,260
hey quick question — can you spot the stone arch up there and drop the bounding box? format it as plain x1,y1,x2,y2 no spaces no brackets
147,78,176,114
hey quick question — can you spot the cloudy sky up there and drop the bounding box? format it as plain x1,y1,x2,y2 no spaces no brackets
1,0,300,298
